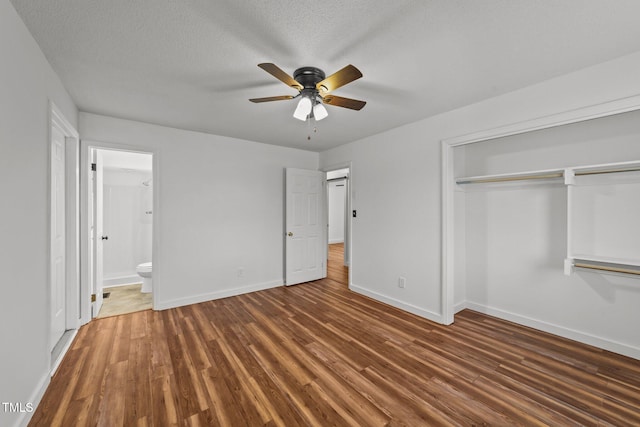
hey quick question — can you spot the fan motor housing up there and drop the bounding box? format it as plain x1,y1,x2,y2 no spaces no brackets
293,67,325,89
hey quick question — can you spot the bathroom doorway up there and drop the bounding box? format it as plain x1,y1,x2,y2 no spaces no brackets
88,147,154,318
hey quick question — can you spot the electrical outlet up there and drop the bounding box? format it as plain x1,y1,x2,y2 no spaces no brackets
398,276,406,288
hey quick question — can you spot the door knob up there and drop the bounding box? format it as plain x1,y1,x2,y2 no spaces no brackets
101,236,109,240
287,232,293,237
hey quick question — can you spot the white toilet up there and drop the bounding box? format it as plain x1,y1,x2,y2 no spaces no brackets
136,262,152,293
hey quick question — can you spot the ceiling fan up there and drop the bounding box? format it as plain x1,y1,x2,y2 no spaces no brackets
249,63,366,121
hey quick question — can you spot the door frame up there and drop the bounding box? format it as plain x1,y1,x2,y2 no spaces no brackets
322,162,353,288
49,102,80,356
80,140,158,324
90,148,104,317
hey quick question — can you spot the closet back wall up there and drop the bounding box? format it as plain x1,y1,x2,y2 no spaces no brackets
458,109,640,359
103,168,152,287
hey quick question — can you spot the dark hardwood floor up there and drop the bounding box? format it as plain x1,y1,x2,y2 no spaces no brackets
327,243,348,286
30,244,640,426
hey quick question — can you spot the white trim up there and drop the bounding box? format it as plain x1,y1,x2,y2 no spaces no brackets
50,102,79,139
15,372,51,427
15,327,75,427
444,93,640,147
50,329,78,376
102,275,142,288
155,280,283,311
453,301,467,314
349,283,443,324
440,141,454,325
79,142,92,324
440,94,640,329
64,134,80,331
465,301,640,360
328,239,344,244
49,101,81,341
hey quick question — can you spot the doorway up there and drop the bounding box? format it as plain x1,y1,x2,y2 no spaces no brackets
80,142,156,322
325,166,350,286
92,148,153,318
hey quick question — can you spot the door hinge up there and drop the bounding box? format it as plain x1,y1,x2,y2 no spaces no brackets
91,163,96,171
91,293,96,302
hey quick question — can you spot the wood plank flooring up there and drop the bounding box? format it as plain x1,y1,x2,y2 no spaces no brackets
30,245,640,426
327,243,348,285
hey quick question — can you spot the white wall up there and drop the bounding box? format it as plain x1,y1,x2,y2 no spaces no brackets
328,181,346,244
0,1,78,426
103,168,153,286
320,50,640,341
320,121,444,321
80,113,318,309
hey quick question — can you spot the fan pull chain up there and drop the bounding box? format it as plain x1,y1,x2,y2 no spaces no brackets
306,117,318,141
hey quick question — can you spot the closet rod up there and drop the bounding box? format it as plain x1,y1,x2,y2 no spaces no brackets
575,167,640,176
456,172,563,185
327,176,349,182
574,262,640,276
457,165,640,185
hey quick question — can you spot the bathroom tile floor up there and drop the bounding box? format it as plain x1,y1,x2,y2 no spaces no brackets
97,284,152,318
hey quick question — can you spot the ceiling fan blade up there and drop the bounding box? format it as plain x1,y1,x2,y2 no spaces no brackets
249,95,295,103
322,95,366,111
316,64,362,94
257,63,303,91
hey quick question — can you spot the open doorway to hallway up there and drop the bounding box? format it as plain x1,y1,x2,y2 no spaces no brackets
326,168,350,286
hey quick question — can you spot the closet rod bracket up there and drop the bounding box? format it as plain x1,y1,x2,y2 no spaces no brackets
564,169,575,185
563,258,574,276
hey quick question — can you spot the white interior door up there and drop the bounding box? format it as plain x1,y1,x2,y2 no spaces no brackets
285,168,326,286
91,150,104,317
50,126,66,350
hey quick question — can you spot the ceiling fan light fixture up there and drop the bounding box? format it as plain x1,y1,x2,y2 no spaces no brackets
251,63,365,124
293,96,312,121
313,102,328,121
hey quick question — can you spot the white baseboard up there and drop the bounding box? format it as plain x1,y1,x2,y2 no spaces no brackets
16,327,79,427
50,329,78,376
464,301,640,360
155,280,283,310
453,301,467,314
349,283,443,324
103,274,140,288
15,371,50,427
328,239,344,244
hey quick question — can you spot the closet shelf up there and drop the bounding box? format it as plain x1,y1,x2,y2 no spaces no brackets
455,168,564,185
570,160,640,176
456,160,640,185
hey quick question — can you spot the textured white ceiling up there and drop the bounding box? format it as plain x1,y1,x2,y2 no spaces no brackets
10,0,640,151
